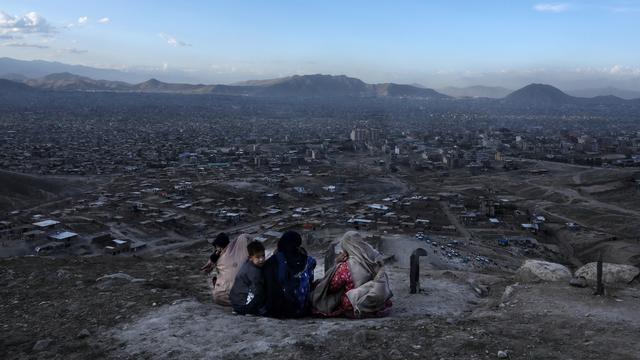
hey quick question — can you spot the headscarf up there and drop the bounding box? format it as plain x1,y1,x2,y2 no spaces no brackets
213,233,251,306
311,231,389,315
212,232,230,248
340,231,384,287
277,231,307,273
263,231,315,317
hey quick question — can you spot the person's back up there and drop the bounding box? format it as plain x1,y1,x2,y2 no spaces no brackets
230,241,266,315
263,231,316,318
213,234,251,306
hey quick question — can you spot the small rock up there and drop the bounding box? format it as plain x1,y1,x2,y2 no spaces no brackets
56,269,72,280
77,329,91,339
497,350,509,358
97,272,135,282
33,338,52,352
96,280,115,290
96,272,146,283
501,284,518,303
570,276,588,288
352,330,367,343
468,279,490,297
352,330,376,343
388,349,403,360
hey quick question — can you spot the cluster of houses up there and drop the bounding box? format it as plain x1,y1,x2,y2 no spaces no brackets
0,218,78,254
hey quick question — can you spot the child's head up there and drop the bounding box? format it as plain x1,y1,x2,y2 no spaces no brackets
211,232,230,252
247,240,266,267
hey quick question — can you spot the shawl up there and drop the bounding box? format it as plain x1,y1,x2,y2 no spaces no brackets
341,231,383,287
213,233,250,306
312,231,392,315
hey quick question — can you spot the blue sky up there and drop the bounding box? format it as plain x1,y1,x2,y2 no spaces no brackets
1,0,640,88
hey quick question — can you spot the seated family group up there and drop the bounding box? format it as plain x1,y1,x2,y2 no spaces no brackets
200,230,393,318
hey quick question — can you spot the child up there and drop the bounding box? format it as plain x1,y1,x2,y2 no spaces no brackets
200,232,231,288
230,240,267,315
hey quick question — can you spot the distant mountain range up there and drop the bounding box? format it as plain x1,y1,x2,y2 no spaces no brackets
0,72,452,99
438,85,513,99
1,63,640,111
501,83,640,108
566,87,640,100
2,57,640,101
0,57,149,83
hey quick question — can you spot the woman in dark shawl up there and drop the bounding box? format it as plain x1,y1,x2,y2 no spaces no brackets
263,231,316,318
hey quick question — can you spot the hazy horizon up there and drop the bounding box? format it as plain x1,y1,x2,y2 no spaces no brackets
2,1,640,90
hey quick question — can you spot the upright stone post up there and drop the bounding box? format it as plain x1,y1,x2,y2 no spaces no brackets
324,243,336,273
595,252,605,296
410,248,428,294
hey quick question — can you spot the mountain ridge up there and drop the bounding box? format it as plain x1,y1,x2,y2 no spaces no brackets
2,73,639,108
8,72,452,99
439,85,513,99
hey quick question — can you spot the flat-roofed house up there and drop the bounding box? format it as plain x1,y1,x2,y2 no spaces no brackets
33,220,61,230
48,231,78,246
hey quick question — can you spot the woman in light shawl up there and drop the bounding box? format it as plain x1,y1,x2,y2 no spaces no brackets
312,231,393,318
210,233,251,306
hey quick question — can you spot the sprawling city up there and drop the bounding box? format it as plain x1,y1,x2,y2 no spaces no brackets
1,1,640,359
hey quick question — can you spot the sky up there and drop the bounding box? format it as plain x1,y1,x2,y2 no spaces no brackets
1,0,640,89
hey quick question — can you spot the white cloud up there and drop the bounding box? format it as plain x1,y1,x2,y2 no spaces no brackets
0,11,54,35
609,64,640,76
158,33,191,47
98,17,110,24
533,3,569,13
0,41,49,49
78,16,88,25
57,47,88,54
610,64,623,74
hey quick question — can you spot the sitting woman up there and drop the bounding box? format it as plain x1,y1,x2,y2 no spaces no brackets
263,231,316,318
312,231,392,318
201,233,250,306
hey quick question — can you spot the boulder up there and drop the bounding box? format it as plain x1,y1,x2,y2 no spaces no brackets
569,276,588,288
516,260,572,282
574,263,640,285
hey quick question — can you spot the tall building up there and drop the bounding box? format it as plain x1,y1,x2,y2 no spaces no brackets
350,128,369,142
369,128,381,142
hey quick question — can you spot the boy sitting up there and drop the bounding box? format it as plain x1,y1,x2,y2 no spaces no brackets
230,240,267,315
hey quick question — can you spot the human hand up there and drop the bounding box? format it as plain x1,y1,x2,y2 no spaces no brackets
336,251,348,263
200,260,214,273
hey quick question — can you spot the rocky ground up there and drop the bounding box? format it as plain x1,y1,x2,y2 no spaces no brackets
2,238,639,360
